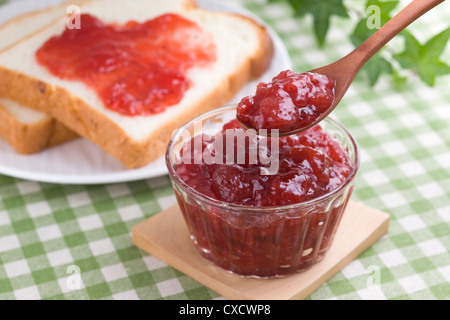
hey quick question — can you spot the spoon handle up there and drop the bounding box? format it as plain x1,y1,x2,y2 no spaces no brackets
351,0,446,67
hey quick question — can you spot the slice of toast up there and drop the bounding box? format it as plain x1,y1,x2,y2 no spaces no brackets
0,0,83,154
0,0,273,168
0,0,199,155
0,97,79,154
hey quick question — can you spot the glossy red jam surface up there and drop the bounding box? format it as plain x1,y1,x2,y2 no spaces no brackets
172,119,355,277
237,70,336,133
175,120,352,206
36,14,216,116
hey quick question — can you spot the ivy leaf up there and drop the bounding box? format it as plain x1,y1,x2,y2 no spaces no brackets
282,0,349,46
350,0,399,47
271,0,449,88
363,55,393,86
391,70,407,89
393,28,450,86
366,0,399,20
351,0,399,86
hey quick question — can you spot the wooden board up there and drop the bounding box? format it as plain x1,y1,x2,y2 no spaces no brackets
132,201,390,300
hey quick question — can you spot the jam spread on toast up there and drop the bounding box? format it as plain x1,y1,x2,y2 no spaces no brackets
36,14,216,116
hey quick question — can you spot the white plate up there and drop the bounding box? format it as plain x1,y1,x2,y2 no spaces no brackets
0,0,292,185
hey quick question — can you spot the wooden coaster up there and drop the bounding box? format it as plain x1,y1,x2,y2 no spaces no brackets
132,201,390,300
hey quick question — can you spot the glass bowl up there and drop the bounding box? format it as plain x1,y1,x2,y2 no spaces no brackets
166,105,359,278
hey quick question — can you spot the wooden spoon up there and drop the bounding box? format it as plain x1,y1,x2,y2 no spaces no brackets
238,0,446,136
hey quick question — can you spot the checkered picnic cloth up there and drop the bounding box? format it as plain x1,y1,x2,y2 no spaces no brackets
0,0,449,300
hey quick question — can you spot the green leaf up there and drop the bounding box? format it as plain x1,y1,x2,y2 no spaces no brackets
351,0,399,46
391,71,408,89
351,19,374,47
362,54,393,86
366,0,399,18
393,28,450,86
350,0,399,86
284,0,349,46
425,27,450,57
272,0,450,88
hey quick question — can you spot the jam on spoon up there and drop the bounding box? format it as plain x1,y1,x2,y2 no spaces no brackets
237,0,446,135
236,70,336,135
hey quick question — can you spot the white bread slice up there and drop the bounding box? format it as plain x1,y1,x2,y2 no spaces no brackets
0,0,84,51
0,0,273,168
0,97,79,154
0,0,87,153
0,0,197,155
0,0,196,50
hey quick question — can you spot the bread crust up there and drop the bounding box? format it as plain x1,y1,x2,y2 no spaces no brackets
0,0,94,53
0,11,274,169
184,0,198,10
228,13,275,80
0,0,92,154
0,101,78,154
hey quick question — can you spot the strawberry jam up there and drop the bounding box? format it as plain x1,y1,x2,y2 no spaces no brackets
169,111,358,277
175,121,352,206
36,14,216,116
237,70,336,133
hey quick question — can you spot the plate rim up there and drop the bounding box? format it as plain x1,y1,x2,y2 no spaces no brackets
0,0,292,185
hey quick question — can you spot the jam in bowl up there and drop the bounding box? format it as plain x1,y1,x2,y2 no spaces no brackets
166,105,359,278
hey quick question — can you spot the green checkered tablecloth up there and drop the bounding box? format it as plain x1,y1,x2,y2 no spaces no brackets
1,0,449,300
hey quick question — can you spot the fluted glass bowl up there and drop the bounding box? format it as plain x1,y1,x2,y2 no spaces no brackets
166,105,359,278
